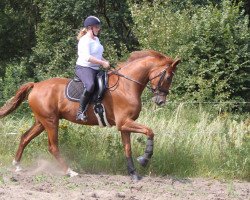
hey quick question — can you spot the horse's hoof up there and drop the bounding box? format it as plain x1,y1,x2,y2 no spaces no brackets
66,168,79,177
15,165,22,172
137,156,149,167
12,160,22,172
130,172,142,181
12,159,19,166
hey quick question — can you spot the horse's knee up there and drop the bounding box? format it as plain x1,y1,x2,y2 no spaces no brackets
124,145,132,157
146,128,154,139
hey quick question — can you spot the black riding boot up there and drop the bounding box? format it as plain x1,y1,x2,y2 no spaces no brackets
76,89,91,121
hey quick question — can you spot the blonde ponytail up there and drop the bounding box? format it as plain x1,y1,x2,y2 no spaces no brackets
77,28,87,40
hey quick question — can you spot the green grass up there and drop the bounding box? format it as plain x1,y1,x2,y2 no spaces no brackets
0,103,249,180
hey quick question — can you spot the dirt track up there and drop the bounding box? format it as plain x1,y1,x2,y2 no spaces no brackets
0,160,249,200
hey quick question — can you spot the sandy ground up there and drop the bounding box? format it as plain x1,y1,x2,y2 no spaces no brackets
0,160,249,200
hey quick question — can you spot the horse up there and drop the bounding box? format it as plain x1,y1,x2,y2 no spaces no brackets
0,50,180,180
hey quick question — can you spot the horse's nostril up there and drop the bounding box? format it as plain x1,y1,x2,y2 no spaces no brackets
158,99,166,106
152,96,166,106
158,101,164,106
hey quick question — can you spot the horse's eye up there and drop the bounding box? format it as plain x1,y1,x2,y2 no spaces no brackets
166,76,172,83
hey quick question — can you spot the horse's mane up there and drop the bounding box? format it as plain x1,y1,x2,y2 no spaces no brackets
128,50,166,62
117,50,173,69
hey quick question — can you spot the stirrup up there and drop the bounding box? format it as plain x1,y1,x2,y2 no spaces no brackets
76,112,87,122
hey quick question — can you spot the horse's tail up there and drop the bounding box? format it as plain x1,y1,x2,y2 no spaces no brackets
0,82,34,118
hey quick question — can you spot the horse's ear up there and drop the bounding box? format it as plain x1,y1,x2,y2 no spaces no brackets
171,58,181,70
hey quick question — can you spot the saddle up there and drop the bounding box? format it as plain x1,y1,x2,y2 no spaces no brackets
65,71,110,127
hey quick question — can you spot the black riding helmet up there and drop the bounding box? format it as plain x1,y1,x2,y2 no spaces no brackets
83,16,101,27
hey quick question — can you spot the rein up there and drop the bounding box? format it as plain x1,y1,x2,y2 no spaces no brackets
108,65,170,95
111,70,145,86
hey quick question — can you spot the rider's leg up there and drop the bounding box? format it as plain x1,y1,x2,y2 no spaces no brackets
75,66,99,121
76,88,91,121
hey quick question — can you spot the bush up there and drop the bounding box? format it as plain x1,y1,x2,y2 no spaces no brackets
130,0,250,110
2,61,34,100
0,104,249,180
31,0,136,80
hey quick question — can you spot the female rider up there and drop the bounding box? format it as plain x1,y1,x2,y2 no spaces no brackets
75,16,110,121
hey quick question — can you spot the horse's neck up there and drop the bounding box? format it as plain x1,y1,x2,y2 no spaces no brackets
113,60,153,97
120,60,152,85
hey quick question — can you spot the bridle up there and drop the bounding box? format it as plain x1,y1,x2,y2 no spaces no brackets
109,65,172,96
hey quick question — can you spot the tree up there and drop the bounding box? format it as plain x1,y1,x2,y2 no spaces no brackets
0,0,38,70
0,0,39,100
130,0,250,108
31,0,138,79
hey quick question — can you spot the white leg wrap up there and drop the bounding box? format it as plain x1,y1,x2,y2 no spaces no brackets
66,168,79,177
12,159,22,172
12,159,18,166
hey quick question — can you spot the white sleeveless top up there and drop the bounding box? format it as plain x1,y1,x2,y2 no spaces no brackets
76,35,104,70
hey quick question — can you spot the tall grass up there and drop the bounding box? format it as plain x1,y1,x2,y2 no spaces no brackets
0,103,249,180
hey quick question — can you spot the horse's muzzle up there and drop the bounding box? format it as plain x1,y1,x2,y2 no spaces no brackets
152,95,166,106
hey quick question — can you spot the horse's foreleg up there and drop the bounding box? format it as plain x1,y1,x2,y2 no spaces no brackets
120,119,154,168
43,118,78,177
13,121,45,172
120,131,141,180
137,138,154,167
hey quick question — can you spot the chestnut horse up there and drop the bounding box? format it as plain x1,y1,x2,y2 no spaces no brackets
0,50,180,180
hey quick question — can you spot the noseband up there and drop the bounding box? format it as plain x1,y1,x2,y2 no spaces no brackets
148,68,169,96
110,66,171,96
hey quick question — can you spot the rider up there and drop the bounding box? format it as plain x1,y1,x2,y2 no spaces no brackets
75,16,110,121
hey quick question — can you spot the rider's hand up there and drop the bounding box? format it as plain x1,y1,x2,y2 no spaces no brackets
101,61,110,69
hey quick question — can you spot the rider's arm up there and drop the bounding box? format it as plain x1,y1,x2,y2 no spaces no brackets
88,56,109,68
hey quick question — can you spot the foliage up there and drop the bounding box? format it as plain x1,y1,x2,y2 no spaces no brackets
2,60,34,99
0,0,249,108
0,103,249,180
0,0,249,181
0,77,3,100
130,0,250,109
0,0,38,74
31,0,137,79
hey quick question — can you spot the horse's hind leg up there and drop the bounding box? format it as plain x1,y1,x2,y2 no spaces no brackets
41,117,78,177
13,120,45,172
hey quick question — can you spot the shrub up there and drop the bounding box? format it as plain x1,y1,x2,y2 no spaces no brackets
130,0,250,110
2,61,34,100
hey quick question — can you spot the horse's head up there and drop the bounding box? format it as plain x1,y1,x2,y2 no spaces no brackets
149,58,180,106
114,50,180,106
